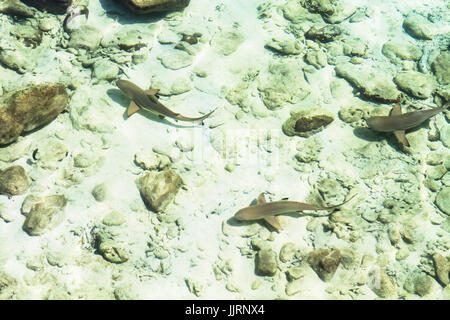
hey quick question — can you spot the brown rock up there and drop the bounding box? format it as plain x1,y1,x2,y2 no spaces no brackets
307,248,341,281
0,84,68,145
282,109,334,137
0,110,24,145
118,0,190,14
22,194,67,236
0,165,30,196
0,0,34,17
20,0,72,14
136,169,182,212
433,253,449,286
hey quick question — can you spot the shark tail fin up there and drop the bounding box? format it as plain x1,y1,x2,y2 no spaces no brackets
127,101,140,117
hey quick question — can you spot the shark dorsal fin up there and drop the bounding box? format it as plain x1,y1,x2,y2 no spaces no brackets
390,103,403,116
145,88,159,96
257,193,267,205
127,100,140,117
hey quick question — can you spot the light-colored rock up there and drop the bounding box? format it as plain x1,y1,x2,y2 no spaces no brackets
69,25,103,51
432,52,450,85
441,125,450,149
335,63,401,102
436,187,450,215
382,39,422,63
394,71,435,99
101,27,153,51
93,60,119,81
103,211,126,226
343,38,368,57
136,170,182,212
22,195,67,236
158,50,193,70
265,37,303,55
34,139,68,169
305,49,327,68
134,149,171,171
279,242,298,263
257,60,310,110
211,30,244,56
150,75,192,95
0,165,30,196
282,0,323,24
403,13,435,40
0,38,36,74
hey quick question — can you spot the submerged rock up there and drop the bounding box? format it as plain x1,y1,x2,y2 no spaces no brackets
282,109,333,137
118,0,190,13
211,30,244,56
305,24,342,43
0,0,34,17
0,84,69,145
258,60,310,110
433,253,449,286
158,50,193,70
307,248,341,281
281,0,323,24
368,268,397,298
381,39,422,64
435,187,450,215
432,51,450,85
136,170,182,212
403,13,435,40
21,0,72,14
69,25,103,51
335,63,401,102
394,71,435,99
21,195,67,236
255,249,278,276
0,165,30,196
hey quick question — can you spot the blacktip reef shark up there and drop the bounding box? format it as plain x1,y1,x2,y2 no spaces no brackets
234,193,356,232
116,79,216,122
366,102,449,147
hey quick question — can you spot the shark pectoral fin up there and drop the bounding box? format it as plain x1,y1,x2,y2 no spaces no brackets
257,193,267,205
127,101,140,117
264,216,282,232
390,103,403,116
145,89,159,96
394,130,410,147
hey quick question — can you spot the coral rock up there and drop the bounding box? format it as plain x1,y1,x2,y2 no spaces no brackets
0,84,69,145
118,0,190,14
0,165,30,196
283,109,333,137
21,0,72,14
307,248,341,281
255,249,278,276
136,169,182,212
22,195,67,236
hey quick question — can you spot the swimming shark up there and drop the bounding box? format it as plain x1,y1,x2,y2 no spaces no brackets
234,193,356,232
116,79,216,122
366,103,449,147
